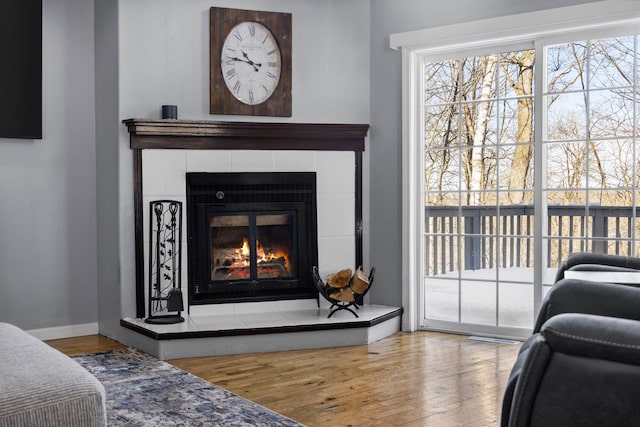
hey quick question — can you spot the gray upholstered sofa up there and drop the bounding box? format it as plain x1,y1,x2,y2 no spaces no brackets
0,322,106,426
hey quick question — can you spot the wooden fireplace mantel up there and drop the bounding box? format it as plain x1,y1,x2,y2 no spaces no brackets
123,119,369,151
124,118,370,318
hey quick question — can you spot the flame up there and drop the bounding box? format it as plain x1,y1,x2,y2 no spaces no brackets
233,238,251,267
230,238,289,271
256,240,289,271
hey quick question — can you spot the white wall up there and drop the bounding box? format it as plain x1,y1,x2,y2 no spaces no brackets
0,0,97,331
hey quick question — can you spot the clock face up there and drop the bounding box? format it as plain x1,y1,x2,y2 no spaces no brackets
220,22,282,106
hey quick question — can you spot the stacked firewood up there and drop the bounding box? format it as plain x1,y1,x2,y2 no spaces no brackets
325,267,370,302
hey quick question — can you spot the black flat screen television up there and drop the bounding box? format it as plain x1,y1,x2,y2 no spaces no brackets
0,1,42,139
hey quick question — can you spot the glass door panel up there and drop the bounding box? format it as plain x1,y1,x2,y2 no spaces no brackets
422,49,536,333
543,36,639,278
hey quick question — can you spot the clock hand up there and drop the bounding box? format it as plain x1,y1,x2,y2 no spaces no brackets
241,50,262,71
227,56,260,72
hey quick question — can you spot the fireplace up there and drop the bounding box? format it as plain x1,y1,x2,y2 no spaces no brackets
124,119,368,318
187,172,318,304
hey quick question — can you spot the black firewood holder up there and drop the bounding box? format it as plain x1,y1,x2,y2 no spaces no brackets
312,266,376,318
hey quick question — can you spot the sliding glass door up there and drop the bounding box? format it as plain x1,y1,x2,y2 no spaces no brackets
420,33,639,336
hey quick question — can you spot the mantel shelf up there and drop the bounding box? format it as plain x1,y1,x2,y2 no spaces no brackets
123,119,370,152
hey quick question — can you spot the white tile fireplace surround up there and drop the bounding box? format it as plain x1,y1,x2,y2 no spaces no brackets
142,148,354,308
121,120,401,358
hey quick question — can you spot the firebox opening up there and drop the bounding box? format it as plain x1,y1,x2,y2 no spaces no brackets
209,211,296,282
187,172,318,305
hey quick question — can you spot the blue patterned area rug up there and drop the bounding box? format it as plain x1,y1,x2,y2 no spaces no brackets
73,348,304,427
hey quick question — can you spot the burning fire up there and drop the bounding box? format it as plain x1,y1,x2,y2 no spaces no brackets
231,238,290,272
234,238,251,266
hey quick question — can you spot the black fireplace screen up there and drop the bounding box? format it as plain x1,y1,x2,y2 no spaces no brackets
187,172,318,304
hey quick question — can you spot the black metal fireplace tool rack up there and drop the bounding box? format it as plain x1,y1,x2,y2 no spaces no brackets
145,200,185,324
312,266,376,318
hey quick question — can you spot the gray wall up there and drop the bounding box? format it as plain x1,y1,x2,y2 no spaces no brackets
367,0,603,308
103,0,372,342
0,0,97,330
0,0,606,334
95,0,121,337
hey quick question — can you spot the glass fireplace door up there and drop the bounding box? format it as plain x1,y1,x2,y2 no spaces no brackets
209,212,296,283
187,172,317,304
255,213,295,279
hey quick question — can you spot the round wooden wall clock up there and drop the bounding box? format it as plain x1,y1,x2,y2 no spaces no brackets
210,7,292,117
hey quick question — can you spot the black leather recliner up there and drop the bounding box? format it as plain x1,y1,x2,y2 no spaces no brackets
555,252,640,283
503,312,640,427
502,253,640,427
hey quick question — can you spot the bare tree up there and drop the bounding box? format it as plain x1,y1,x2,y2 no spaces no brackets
501,50,534,203
469,55,497,201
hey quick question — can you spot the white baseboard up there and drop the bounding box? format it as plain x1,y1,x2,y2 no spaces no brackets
26,322,99,341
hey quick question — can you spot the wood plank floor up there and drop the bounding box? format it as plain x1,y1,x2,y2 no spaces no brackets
47,331,521,427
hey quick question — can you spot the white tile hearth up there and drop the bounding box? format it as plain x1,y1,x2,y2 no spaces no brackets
121,304,401,360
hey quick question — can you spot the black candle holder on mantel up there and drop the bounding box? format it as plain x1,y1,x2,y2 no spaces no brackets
145,200,185,324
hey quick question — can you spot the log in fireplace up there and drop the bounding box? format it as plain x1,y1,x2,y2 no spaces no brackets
187,172,318,304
